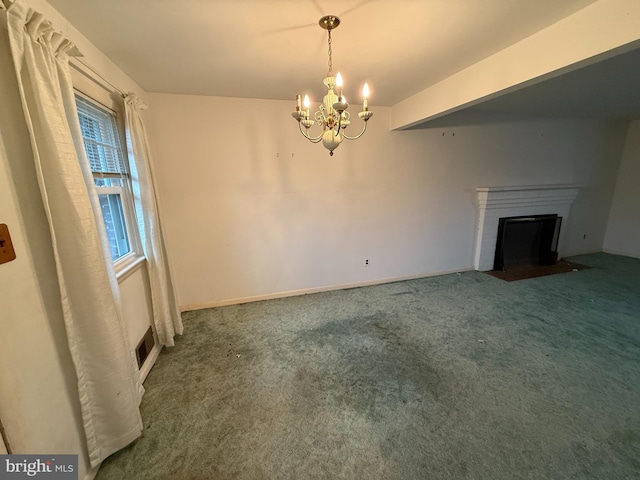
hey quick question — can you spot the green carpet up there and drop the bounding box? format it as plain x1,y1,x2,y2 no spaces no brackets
96,253,640,479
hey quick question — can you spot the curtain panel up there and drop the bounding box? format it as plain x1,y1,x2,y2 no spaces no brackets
125,94,183,347
4,0,142,467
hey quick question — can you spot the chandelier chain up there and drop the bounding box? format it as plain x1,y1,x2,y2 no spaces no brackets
327,29,333,76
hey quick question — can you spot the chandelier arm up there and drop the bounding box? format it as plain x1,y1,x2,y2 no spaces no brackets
298,122,323,143
318,106,331,124
342,121,368,141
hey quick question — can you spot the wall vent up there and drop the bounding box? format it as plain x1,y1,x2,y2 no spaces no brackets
135,327,155,369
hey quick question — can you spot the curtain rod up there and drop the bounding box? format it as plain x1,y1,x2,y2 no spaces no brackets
71,57,127,98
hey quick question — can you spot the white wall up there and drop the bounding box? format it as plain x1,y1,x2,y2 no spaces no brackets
146,94,626,309
0,2,151,479
604,120,640,258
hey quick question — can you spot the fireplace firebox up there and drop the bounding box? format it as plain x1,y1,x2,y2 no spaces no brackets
493,214,562,271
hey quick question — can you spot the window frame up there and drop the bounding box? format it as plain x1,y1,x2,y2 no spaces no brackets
73,84,144,277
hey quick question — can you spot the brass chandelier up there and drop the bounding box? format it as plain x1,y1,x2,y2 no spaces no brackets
291,15,373,156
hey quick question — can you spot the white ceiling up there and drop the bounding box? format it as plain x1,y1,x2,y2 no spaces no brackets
465,46,640,120
47,0,604,108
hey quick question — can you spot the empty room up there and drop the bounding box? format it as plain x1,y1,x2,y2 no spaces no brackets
1,0,639,479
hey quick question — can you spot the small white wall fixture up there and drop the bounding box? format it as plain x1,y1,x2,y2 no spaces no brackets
474,185,580,271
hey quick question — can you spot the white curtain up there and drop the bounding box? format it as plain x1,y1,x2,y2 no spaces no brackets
4,0,142,467
125,94,183,347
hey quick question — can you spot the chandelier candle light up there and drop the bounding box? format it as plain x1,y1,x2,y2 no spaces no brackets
292,15,373,156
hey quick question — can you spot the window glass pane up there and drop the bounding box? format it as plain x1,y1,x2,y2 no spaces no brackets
76,93,138,266
94,177,124,188
98,193,130,261
76,95,128,175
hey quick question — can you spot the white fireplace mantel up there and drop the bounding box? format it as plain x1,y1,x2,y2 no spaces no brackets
474,185,580,271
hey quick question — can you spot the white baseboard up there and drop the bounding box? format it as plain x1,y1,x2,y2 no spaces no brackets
564,249,640,260
561,249,602,258
180,267,474,312
83,464,99,480
602,248,640,259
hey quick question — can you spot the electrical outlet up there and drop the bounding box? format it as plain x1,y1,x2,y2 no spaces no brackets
365,259,369,266
0,224,17,264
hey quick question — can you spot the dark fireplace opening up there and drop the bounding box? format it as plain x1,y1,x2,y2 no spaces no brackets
493,214,562,271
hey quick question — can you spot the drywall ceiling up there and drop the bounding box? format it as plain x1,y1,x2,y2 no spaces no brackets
465,46,640,120
45,0,600,107
406,44,640,128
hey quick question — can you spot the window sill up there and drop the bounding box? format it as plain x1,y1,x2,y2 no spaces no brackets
116,254,146,282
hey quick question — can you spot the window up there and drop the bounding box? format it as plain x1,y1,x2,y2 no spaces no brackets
76,94,139,265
